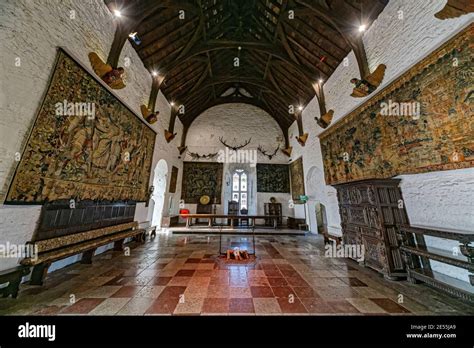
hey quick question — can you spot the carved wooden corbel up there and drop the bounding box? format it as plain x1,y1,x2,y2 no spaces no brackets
140,76,163,124
281,129,293,157
293,0,387,98
281,147,293,157
218,137,251,151
294,110,308,146
435,0,474,19
349,36,386,98
178,125,189,155
313,81,334,129
93,1,176,89
165,107,178,143
88,52,126,89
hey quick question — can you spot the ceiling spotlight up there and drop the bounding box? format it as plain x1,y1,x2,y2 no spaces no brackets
113,10,122,18
318,79,323,84
298,106,303,111
358,24,366,32
151,71,158,77
128,31,142,45
238,46,242,50
170,101,175,106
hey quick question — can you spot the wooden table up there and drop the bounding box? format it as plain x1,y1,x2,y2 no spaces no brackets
180,214,282,229
179,214,283,257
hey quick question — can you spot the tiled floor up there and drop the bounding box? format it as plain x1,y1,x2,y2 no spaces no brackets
1,233,472,316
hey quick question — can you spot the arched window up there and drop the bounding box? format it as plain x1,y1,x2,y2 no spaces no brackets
231,169,248,210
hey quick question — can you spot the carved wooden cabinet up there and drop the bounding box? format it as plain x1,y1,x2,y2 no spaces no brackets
335,179,408,279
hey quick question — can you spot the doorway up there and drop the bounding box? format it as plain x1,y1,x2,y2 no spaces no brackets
151,159,168,228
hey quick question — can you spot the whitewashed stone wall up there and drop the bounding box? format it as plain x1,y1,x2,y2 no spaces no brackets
185,103,292,217
0,0,183,271
186,103,287,163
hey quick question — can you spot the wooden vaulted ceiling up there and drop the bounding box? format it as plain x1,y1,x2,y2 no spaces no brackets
105,0,388,131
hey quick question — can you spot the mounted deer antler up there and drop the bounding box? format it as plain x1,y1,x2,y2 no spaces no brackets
257,145,279,160
219,136,251,151
186,149,218,160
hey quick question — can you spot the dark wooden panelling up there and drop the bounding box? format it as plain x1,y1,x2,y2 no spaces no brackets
34,200,136,241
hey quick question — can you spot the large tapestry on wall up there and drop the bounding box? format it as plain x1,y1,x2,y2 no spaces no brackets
181,162,223,203
6,49,156,203
319,25,474,186
289,157,305,201
256,164,290,193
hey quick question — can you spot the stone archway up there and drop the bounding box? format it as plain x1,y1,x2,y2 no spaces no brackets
305,166,325,233
306,166,324,200
151,159,168,228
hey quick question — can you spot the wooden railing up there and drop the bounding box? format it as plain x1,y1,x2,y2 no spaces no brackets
399,225,473,303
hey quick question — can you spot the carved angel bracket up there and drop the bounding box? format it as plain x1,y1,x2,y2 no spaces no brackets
88,52,125,89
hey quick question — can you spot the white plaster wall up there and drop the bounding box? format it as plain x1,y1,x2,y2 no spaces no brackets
0,206,42,270
400,168,474,230
288,0,474,238
134,90,184,225
0,0,183,272
399,168,474,283
186,103,287,164
184,103,292,218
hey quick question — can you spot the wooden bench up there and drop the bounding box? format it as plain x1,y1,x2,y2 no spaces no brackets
21,221,145,285
0,266,30,298
161,215,179,227
138,221,157,239
400,225,474,303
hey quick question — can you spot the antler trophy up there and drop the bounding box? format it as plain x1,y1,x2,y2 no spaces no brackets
257,145,279,160
219,137,251,151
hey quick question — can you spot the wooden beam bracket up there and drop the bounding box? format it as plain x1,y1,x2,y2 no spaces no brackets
140,76,163,124
165,108,178,143
314,82,334,129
